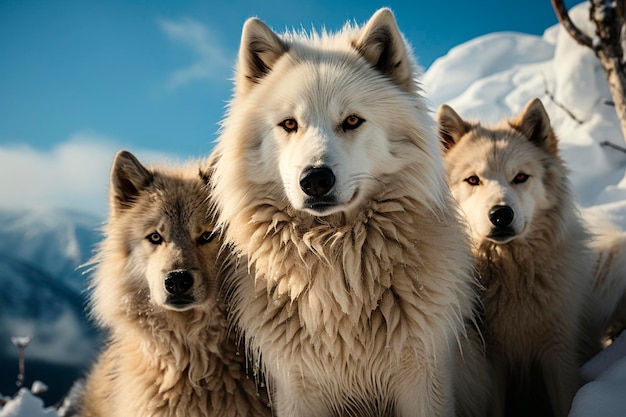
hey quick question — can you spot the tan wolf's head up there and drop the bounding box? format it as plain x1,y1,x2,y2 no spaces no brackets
437,98,563,245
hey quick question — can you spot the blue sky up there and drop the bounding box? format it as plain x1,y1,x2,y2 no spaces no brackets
0,0,581,216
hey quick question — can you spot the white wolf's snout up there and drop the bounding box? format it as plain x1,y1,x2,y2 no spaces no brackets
298,165,342,215
487,204,517,243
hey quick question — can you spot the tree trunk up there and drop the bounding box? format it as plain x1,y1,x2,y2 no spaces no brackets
552,0,626,142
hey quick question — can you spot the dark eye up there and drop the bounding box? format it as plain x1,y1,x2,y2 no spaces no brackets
513,173,530,184
464,175,480,186
146,232,163,245
197,231,216,245
342,114,364,131
278,118,298,133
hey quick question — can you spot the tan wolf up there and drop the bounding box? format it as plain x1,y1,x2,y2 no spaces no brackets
81,150,271,417
210,8,476,417
437,98,599,417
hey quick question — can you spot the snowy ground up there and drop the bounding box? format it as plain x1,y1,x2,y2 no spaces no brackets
2,1,625,416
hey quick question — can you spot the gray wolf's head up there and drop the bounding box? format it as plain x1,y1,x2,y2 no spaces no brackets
105,150,221,312
437,98,561,245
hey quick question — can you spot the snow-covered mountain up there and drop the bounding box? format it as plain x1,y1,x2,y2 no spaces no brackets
0,208,103,405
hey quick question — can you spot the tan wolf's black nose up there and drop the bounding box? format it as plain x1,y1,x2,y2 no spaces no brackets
164,270,194,295
299,166,335,197
489,205,514,227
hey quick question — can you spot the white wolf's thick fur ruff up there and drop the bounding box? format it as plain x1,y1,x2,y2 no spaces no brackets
82,151,270,417
211,8,475,417
438,99,600,417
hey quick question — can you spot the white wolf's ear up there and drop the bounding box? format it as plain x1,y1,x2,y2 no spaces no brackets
510,98,558,155
110,150,153,212
235,17,288,96
353,8,414,92
436,104,470,152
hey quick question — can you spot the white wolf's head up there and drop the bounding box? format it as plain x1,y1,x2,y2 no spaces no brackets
96,151,221,314
214,8,442,220
438,98,561,245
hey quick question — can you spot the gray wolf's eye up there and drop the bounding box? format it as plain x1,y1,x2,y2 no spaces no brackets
146,232,163,245
342,114,365,131
197,231,216,245
513,173,530,184
279,118,298,133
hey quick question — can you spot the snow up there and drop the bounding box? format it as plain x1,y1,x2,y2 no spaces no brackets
1,1,625,416
0,389,58,417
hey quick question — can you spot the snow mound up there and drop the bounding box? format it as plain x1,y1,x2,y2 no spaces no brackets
0,389,58,417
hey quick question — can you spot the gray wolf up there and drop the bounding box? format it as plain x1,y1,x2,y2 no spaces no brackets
210,8,476,417
81,150,271,417
437,98,597,417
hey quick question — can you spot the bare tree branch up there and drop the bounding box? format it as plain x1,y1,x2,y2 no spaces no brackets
541,72,584,124
600,140,626,154
552,0,626,141
551,0,593,49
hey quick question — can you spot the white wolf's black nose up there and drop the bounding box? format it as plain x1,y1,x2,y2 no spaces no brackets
299,166,335,197
489,205,514,227
164,270,194,295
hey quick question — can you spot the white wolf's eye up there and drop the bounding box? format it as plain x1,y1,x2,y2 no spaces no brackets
278,118,298,133
513,173,530,184
342,114,365,131
464,175,480,186
146,232,163,245
197,231,216,245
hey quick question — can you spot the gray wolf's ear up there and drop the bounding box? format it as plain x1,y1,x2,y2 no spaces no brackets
353,8,413,91
510,98,558,155
235,17,288,97
436,104,470,152
110,150,153,212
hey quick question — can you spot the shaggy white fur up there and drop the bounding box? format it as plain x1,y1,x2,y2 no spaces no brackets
211,9,476,417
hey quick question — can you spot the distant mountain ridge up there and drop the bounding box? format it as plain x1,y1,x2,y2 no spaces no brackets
0,207,104,404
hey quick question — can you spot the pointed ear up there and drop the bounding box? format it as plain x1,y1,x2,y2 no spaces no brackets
235,17,288,96
436,104,470,152
509,98,558,154
110,150,153,212
353,8,414,91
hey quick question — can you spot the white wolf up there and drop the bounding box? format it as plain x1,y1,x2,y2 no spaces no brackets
437,99,600,417
210,8,476,417
81,151,271,417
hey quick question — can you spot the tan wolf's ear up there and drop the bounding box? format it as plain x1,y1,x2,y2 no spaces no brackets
436,104,470,152
353,8,414,92
510,98,558,155
110,150,153,212
235,17,288,97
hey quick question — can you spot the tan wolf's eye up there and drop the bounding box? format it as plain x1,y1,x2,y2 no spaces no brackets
342,114,364,131
279,118,298,133
197,231,216,245
513,173,530,184
147,232,163,245
464,175,480,186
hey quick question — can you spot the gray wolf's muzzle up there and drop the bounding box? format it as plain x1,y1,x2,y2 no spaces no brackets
164,269,195,308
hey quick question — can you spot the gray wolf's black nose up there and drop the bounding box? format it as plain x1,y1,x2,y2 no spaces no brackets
164,270,194,295
299,166,335,197
489,205,514,227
